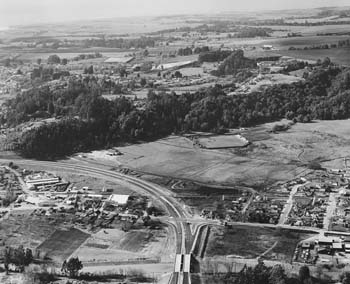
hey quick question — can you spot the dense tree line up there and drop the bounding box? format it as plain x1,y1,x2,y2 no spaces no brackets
289,38,350,51
4,63,350,159
177,47,193,56
177,46,210,56
237,18,350,26
198,50,233,63
31,66,70,81
212,50,257,76
231,263,328,284
232,27,271,38
3,245,33,273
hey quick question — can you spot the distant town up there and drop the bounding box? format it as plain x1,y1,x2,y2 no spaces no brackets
1,3,350,284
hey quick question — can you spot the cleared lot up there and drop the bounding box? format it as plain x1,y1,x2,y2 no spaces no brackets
37,228,90,262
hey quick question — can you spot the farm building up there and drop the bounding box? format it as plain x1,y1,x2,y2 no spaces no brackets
152,60,196,71
24,173,60,188
262,45,274,50
107,194,130,205
104,57,134,64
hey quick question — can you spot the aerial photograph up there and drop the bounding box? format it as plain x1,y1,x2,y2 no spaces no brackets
1,0,350,283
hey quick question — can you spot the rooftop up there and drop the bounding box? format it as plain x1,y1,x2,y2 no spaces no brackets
104,57,134,64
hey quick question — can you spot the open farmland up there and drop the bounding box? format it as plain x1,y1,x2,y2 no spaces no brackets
37,228,90,262
277,48,350,66
265,35,350,49
259,24,350,36
0,211,75,249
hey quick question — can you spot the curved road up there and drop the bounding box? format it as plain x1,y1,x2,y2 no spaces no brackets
0,159,193,284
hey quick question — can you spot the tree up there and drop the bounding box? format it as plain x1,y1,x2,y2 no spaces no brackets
4,58,11,67
3,246,33,273
341,272,350,284
174,71,183,78
47,54,61,64
322,57,331,67
299,266,311,283
62,257,83,277
84,65,94,74
37,58,42,65
61,58,68,65
140,78,147,87
269,265,286,284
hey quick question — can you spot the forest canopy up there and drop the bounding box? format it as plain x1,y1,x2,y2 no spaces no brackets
2,64,350,159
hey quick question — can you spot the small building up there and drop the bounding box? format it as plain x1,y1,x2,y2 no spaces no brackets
345,243,350,253
107,194,130,205
152,60,196,71
262,45,273,50
318,236,342,246
332,243,343,251
302,242,311,249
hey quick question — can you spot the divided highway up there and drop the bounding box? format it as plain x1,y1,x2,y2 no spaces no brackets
0,159,195,284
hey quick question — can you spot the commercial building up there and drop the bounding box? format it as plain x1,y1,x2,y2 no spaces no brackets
107,194,130,205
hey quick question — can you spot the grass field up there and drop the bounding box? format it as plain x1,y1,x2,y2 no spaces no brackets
84,119,350,190
206,226,277,258
198,135,249,149
0,211,74,249
206,225,314,261
75,226,175,263
37,228,90,262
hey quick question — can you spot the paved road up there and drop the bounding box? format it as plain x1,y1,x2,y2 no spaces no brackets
278,184,304,225
324,193,337,231
0,159,194,284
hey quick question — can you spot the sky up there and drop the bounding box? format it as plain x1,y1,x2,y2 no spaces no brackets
0,0,349,27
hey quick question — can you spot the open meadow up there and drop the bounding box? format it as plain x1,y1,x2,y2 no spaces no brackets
206,225,314,262
84,119,350,189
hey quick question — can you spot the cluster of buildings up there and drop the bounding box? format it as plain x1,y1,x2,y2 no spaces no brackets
295,235,350,265
200,191,250,221
246,195,285,225
287,196,327,228
16,169,154,232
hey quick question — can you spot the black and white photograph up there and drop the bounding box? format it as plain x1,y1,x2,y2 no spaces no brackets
1,0,350,283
